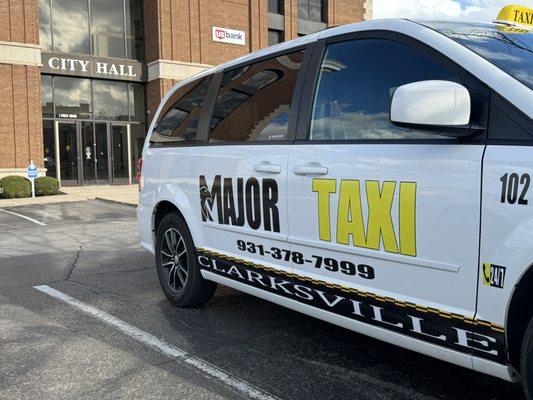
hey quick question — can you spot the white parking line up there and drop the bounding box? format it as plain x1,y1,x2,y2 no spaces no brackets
34,285,280,400
0,208,46,226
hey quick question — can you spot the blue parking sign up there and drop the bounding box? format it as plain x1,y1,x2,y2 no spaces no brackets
27,163,38,179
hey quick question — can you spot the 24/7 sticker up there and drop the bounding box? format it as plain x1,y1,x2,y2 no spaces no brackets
481,263,506,289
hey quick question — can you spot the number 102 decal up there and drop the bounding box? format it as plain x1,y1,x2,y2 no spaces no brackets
499,172,530,205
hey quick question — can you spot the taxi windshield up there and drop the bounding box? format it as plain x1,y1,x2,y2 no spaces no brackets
420,21,533,90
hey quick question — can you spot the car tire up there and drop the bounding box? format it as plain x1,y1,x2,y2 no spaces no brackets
155,212,216,307
521,318,533,399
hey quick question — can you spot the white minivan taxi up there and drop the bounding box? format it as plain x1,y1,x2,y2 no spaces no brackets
137,7,533,397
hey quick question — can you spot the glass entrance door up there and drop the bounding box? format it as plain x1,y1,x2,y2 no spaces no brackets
58,122,79,185
56,121,131,186
78,122,111,185
81,121,96,184
111,124,130,184
95,123,110,183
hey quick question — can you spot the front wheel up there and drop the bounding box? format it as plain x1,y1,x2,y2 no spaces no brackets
521,318,533,399
155,212,216,307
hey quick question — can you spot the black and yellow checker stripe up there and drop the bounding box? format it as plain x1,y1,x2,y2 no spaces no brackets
197,247,505,334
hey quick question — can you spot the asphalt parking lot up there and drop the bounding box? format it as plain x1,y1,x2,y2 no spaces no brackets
0,200,524,399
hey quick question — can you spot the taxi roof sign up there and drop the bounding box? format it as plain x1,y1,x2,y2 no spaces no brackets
494,4,533,31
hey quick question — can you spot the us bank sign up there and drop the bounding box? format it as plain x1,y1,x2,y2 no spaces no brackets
41,52,146,82
212,26,246,46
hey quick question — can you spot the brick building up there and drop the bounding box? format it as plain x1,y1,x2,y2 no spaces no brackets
0,0,371,185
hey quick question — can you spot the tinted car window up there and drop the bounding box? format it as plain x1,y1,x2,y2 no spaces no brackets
210,51,304,142
152,76,211,143
310,39,460,141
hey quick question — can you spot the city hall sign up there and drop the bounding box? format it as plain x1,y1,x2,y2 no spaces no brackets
41,52,146,82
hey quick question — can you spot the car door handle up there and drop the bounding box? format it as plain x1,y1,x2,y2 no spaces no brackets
253,161,282,174
293,163,328,176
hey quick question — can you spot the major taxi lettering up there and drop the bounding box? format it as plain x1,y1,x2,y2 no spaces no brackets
312,179,417,256
199,175,280,232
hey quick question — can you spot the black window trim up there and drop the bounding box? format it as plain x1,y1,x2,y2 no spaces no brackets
486,90,533,146
294,30,491,145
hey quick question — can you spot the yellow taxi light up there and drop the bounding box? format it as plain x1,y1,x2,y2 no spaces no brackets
494,4,533,31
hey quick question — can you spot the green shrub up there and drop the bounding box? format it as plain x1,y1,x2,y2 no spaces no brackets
35,176,60,196
0,175,31,199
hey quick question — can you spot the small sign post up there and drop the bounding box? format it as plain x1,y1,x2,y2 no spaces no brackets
27,161,38,198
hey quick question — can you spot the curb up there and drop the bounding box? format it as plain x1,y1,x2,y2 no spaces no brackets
0,195,87,208
94,197,137,208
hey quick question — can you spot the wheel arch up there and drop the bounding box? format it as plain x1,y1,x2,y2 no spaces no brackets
151,199,201,247
506,262,533,371
153,200,183,233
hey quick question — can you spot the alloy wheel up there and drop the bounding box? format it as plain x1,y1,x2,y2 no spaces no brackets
160,228,189,292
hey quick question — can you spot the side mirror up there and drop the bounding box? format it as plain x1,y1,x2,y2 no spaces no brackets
390,80,481,137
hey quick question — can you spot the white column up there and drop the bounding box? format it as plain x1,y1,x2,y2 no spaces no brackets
127,124,132,185
54,120,61,184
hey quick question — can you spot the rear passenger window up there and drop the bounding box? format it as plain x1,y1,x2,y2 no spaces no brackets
152,76,211,143
310,39,459,141
210,50,304,142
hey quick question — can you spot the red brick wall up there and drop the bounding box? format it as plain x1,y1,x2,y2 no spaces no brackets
0,0,39,44
145,0,269,65
328,0,366,27
0,0,42,169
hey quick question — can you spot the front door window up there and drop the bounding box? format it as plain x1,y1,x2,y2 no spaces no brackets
43,120,56,178
95,123,110,183
58,122,79,185
81,121,96,184
111,125,129,183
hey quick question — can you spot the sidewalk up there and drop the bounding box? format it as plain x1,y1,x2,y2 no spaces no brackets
0,185,138,207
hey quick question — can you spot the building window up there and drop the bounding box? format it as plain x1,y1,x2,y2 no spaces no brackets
268,30,284,46
268,0,284,14
125,0,144,60
39,0,52,51
93,80,129,120
91,0,126,58
298,0,327,23
43,75,145,123
41,75,54,118
129,83,146,123
39,0,144,61
52,0,91,54
53,77,92,119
